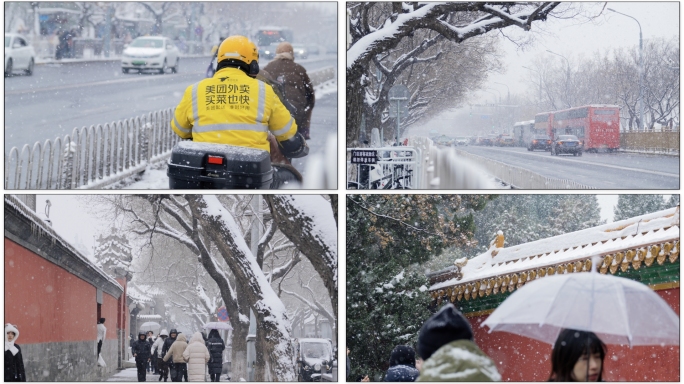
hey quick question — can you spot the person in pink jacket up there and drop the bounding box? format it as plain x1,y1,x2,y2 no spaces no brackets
182,332,210,382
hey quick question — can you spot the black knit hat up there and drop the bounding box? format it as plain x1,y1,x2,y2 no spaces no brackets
417,303,474,360
389,345,416,368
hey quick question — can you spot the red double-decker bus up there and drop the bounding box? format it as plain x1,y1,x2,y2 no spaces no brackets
534,105,620,152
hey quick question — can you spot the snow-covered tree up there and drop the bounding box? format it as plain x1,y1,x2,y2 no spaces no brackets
346,195,489,380
614,195,666,221
666,195,680,208
346,2,561,145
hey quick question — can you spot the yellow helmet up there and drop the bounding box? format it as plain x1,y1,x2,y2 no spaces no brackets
217,35,259,75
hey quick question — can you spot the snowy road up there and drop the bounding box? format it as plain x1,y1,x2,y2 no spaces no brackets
455,146,679,189
4,55,336,153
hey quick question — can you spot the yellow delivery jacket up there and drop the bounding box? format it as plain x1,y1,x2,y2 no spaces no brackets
171,67,297,152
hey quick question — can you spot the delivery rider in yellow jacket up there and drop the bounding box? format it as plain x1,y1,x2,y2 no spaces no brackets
171,35,308,158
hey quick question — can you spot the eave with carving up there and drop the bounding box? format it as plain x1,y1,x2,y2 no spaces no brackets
427,206,680,316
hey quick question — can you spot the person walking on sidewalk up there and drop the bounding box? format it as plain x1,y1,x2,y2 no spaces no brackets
152,329,169,377
161,329,178,382
132,332,152,382
163,334,188,382
205,329,225,382
183,332,210,382
5,324,26,382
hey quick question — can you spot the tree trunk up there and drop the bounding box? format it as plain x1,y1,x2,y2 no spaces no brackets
265,196,338,336
231,323,248,382
346,75,364,146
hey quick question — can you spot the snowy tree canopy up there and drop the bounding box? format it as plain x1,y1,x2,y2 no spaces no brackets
346,2,561,144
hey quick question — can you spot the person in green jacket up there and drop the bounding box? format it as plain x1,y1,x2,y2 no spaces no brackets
416,304,501,382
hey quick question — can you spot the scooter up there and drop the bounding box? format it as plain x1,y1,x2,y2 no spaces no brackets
167,137,303,189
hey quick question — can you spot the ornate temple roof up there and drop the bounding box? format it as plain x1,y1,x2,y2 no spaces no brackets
428,206,680,312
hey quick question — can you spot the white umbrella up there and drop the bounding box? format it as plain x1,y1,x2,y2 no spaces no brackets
203,321,233,331
140,321,161,333
480,268,679,347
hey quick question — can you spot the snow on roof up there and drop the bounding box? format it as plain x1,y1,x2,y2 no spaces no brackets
138,314,162,320
430,206,680,291
127,284,163,304
5,195,123,291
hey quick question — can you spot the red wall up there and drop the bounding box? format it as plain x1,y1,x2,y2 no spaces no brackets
470,288,680,382
4,239,118,344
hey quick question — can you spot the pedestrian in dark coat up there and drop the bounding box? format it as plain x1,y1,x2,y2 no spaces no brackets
205,329,225,382
161,329,178,382
384,345,419,382
4,324,26,382
132,332,152,382
262,41,316,140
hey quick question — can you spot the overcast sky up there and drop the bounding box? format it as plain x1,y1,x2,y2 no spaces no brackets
478,2,680,104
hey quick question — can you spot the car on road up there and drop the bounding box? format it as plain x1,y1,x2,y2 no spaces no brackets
292,44,309,60
5,33,35,77
434,135,453,146
551,134,583,156
259,43,279,59
454,137,469,146
296,338,334,381
496,134,515,146
121,36,179,74
527,135,552,151
483,134,497,146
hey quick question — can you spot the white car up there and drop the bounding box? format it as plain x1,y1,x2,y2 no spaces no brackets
121,36,179,74
5,33,35,77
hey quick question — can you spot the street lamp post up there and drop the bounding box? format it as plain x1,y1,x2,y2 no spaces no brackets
607,8,644,131
546,50,571,108
494,82,511,131
522,66,543,106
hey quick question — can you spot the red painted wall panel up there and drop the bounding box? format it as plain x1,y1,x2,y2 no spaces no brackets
102,292,118,340
470,287,680,382
4,239,118,344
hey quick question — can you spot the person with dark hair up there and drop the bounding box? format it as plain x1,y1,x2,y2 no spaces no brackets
5,324,26,382
548,329,607,382
132,332,152,382
161,329,178,382
384,345,419,382
97,318,106,360
416,304,500,381
205,329,225,382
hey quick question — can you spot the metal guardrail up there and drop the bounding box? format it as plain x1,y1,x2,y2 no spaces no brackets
6,67,336,190
455,149,596,189
346,147,421,189
5,108,179,190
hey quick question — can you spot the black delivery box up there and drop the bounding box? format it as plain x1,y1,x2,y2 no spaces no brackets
168,141,273,189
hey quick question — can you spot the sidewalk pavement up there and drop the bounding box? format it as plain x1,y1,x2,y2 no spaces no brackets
106,367,231,382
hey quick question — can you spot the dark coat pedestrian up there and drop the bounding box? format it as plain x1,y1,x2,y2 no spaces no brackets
384,345,419,382
205,329,225,381
262,42,315,140
132,332,152,382
4,324,26,382
416,304,500,381
161,329,178,382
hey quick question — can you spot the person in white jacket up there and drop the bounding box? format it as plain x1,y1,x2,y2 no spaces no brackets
152,329,169,377
96,318,106,359
182,332,210,382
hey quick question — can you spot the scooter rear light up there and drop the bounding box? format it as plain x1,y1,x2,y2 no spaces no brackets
207,155,223,165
